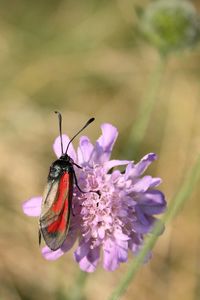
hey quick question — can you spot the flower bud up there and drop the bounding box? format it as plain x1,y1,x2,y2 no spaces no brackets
140,0,200,55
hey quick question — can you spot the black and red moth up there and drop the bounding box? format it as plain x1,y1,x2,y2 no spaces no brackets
39,112,95,251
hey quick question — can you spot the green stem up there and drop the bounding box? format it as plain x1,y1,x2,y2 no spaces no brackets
108,155,200,300
67,271,88,300
163,156,200,223
125,56,167,158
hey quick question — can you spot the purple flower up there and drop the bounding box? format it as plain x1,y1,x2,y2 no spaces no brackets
23,123,166,272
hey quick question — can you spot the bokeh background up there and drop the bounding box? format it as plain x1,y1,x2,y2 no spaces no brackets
0,0,200,299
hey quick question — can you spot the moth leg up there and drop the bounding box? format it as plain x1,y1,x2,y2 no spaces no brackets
72,169,86,193
73,162,82,169
38,229,42,246
73,169,101,197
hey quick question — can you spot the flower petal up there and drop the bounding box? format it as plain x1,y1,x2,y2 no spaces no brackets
42,246,65,260
74,241,90,262
131,176,155,193
133,214,155,234
135,205,150,226
138,190,166,215
78,246,100,273
113,230,129,241
103,239,120,271
117,240,128,263
127,153,157,178
22,196,42,217
104,160,130,172
77,136,94,166
128,234,143,254
94,123,118,163
129,235,152,262
98,226,105,239
149,177,162,188
53,134,76,161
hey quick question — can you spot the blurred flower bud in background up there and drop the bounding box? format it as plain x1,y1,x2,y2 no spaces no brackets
139,0,200,55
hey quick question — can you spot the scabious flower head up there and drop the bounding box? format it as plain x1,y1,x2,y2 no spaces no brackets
140,0,200,55
23,123,166,272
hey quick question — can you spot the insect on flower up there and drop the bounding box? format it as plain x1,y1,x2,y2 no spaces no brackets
23,119,166,272
39,112,95,251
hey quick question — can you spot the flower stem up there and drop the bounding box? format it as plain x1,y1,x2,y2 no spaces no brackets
108,155,200,300
163,156,200,223
67,271,88,300
125,56,167,158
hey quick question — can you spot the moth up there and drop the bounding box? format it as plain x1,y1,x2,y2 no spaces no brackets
39,112,95,251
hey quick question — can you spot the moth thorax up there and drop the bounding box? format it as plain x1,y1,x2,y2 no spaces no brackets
49,163,62,179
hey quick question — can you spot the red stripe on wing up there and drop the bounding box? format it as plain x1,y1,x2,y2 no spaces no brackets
51,172,69,213
47,172,70,233
47,198,69,233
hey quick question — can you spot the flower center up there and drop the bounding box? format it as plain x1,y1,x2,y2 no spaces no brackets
76,165,125,246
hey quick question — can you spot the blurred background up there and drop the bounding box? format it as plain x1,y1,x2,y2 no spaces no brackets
0,0,200,299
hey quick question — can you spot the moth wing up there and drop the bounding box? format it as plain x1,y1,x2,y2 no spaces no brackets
40,180,60,223
40,173,68,223
39,172,73,251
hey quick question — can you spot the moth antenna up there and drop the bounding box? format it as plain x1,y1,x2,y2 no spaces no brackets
55,111,64,155
65,117,95,155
